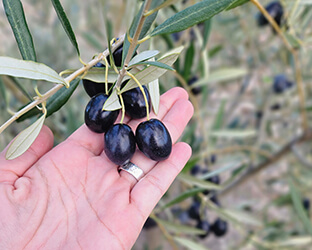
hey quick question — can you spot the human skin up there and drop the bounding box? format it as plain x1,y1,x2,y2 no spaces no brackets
0,87,194,250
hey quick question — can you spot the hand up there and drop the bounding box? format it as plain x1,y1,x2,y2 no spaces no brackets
0,87,194,249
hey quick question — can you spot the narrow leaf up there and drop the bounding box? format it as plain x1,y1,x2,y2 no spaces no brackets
148,78,160,115
6,114,46,160
128,50,160,66
7,76,33,101
226,0,250,10
289,180,312,235
103,89,121,111
122,0,162,64
222,208,262,226
178,172,221,190
199,161,243,180
174,237,208,250
51,0,80,56
192,68,248,87
0,57,67,86
0,77,8,108
202,19,212,50
121,46,183,93
82,68,118,83
3,0,37,61
151,0,237,36
274,237,312,247
210,130,256,138
162,187,206,209
17,78,80,122
183,41,195,81
130,61,175,71
212,100,226,130
154,217,206,235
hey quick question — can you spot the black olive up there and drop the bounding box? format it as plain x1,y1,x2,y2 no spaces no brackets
104,123,136,165
122,86,151,119
258,1,284,27
212,218,228,237
84,93,119,133
135,119,172,161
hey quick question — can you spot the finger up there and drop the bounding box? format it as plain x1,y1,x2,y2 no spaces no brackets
119,97,194,188
0,125,54,183
130,142,192,214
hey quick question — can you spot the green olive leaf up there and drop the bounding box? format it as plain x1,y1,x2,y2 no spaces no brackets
153,217,206,235
191,68,248,87
178,173,221,190
0,56,68,87
51,0,80,56
148,78,160,115
3,0,37,61
82,68,118,83
174,237,208,250
6,114,46,160
222,208,262,226
150,0,238,36
17,78,80,122
128,50,160,66
210,130,256,138
103,89,121,111
121,46,183,93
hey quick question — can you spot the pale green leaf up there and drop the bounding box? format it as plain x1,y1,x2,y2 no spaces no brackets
82,68,119,83
174,237,208,250
0,57,67,86
178,172,221,190
162,187,206,209
6,115,46,160
103,89,121,111
154,217,206,235
130,61,175,71
199,161,243,180
210,130,256,138
223,208,262,226
290,180,312,235
151,0,238,36
121,46,183,93
192,68,248,87
128,50,160,66
274,236,312,247
148,78,160,115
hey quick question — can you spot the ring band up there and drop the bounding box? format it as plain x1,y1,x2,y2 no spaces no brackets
118,162,144,181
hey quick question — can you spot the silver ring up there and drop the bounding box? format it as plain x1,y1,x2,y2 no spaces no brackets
118,162,144,181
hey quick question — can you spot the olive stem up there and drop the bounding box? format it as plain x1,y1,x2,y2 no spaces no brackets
103,57,110,95
126,71,150,121
0,36,125,135
114,0,153,90
118,89,126,124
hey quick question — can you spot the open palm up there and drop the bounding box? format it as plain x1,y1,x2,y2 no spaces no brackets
0,87,193,249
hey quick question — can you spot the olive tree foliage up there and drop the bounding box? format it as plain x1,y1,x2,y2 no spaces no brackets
1,0,312,249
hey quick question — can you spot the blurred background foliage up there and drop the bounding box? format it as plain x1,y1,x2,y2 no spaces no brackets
1,0,312,249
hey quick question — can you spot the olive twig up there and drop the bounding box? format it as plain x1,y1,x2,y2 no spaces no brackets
126,71,150,121
117,88,126,124
0,37,125,135
103,57,110,95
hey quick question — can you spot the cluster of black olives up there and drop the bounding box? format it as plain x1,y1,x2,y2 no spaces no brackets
84,44,172,165
187,157,228,238
257,1,284,28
